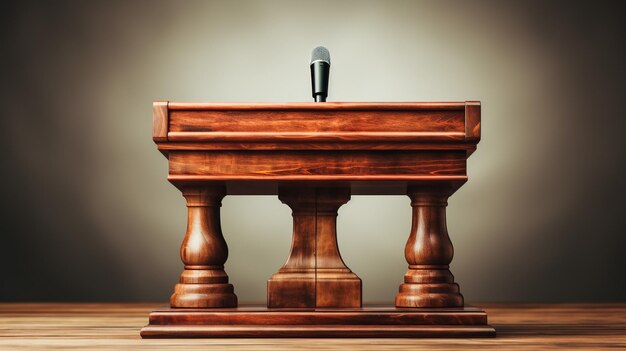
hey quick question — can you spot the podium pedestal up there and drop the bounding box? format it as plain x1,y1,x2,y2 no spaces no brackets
267,187,361,308
142,101,494,338
141,306,493,338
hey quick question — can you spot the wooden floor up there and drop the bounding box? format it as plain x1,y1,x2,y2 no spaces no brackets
0,303,624,350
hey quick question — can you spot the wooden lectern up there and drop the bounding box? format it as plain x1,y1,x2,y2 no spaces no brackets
141,101,495,337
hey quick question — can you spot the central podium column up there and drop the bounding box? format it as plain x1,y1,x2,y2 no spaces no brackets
267,187,362,308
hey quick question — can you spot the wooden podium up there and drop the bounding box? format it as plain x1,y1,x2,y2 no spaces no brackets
141,101,495,338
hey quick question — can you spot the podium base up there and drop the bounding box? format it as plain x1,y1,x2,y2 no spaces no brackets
140,305,495,338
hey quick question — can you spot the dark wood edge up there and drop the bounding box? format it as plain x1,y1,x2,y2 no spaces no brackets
140,325,496,338
148,305,489,312
168,175,469,181
153,101,169,142
167,102,466,111
156,142,478,151
465,101,481,142
167,131,466,143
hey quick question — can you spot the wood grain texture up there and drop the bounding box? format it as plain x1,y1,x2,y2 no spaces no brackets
156,141,478,151
465,101,481,142
395,186,464,308
168,150,467,179
142,305,492,338
168,109,464,132
157,102,481,151
267,188,361,309
167,102,467,110
153,101,169,142
153,101,482,336
156,101,479,194
169,186,237,308
267,189,316,308
314,188,362,308
146,306,489,325
167,131,466,142
2,303,625,350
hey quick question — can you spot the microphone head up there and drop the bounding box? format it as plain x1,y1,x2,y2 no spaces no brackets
311,46,330,65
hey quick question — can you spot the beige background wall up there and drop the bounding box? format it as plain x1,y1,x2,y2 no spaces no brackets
2,0,625,303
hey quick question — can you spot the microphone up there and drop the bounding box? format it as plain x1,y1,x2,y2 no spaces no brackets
310,46,330,102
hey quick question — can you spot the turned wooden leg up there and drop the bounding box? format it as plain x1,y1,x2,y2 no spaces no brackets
395,186,464,308
267,187,361,308
170,186,238,308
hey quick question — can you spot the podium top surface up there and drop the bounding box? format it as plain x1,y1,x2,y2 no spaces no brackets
153,101,481,147
166,101,468,110
153,101,481,194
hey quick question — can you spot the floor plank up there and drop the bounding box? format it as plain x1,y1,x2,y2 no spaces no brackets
0,303,625,350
